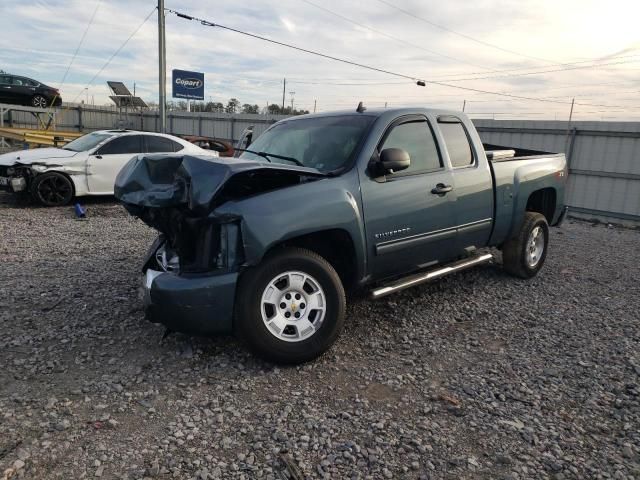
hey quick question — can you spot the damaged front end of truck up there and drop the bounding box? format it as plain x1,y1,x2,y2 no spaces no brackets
115,154,325,335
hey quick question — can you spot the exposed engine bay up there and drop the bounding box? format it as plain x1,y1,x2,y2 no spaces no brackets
116,154,326,274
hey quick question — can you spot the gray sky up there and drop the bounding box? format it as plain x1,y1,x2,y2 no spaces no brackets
1,0,639,120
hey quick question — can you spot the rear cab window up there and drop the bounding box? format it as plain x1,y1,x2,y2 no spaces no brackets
379,117,442,176
437,116,475,168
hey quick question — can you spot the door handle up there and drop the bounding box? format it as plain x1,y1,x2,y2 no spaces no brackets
431,183,453,195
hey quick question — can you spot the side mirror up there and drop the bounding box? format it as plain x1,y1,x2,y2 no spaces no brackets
379,148,410,174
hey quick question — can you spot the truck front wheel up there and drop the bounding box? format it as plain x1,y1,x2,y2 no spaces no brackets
502,212,549,279
235,248,346,364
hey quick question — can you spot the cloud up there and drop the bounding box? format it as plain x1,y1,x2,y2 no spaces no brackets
0,0,639,119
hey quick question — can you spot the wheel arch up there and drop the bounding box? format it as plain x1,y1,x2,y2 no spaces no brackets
39,169,78,195
31,169,78,203
526,187,556,224
261,229,358,291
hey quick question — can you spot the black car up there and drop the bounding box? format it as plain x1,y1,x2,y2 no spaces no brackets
0,74,62,108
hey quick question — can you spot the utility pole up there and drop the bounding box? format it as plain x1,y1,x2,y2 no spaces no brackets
313,99,316,113
281,78,286,112
564,97,576,156
158,0,167,133
462,99,466,112
568,97,575,123
384,102,388,108
289,91,295,112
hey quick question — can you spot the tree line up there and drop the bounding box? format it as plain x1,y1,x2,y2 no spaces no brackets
158,98,309,115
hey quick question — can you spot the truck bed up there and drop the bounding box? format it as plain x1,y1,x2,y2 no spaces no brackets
485,143,567,247
483,143,565,162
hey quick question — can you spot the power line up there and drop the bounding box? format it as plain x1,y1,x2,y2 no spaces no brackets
244,56,640,87
301,0,638,81
228,77,408,86
289,80,408,86
47,0,102,112
164,8,635,111
300,0,489,70
165,8,425,84
425,54,640,80
424,81,635,109
373,0,557,65
435,57,640,83
59,0,102,88
69,6,156,103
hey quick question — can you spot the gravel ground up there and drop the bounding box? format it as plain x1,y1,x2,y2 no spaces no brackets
1,193,639,480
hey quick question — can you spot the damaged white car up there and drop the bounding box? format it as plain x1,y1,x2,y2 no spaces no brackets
0,130,216,206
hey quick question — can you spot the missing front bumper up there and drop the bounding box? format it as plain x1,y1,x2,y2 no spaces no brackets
0,176,27,192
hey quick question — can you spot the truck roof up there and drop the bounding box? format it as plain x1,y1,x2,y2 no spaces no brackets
280,106,466,122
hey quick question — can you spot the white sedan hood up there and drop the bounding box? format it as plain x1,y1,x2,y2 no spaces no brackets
0,148,80,166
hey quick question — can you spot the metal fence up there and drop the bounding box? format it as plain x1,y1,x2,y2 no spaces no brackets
3,104,639,224
4,103,288,143
474,119,640,225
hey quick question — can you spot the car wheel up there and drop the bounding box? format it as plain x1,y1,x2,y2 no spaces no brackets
235,247,346,364
31,172,74,207
31,95,48,108
502,212,549,279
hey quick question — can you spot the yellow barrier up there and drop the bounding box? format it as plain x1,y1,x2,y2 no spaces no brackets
0,127,83,147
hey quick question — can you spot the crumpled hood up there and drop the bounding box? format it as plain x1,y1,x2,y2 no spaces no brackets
0,147,79,166
114,154,326,216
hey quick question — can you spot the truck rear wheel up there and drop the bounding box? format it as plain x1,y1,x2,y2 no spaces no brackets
235,247,346,364
502,212,549,279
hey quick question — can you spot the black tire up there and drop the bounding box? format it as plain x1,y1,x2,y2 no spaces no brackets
235,247,346,364
31,172,74,207
502,212,549,279
31,95,48,108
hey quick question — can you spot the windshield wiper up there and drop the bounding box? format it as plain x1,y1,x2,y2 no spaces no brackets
235,148,304,167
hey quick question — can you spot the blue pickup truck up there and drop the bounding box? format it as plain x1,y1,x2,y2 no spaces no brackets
115,107,568,364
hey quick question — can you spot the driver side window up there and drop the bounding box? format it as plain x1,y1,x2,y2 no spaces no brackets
97,135,142,155
381,120,442,176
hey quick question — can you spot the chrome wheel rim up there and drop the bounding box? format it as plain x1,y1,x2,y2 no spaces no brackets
33,96,47,108
260,270,326,343
526,226,545,268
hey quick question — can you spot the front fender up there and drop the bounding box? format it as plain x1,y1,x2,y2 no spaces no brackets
29,161,88,196
215,173,367,280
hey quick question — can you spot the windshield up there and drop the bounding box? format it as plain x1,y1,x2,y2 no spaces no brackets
63,132,114,152
239,115,373,173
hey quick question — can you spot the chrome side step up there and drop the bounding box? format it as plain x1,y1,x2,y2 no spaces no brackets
371,253,494,299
